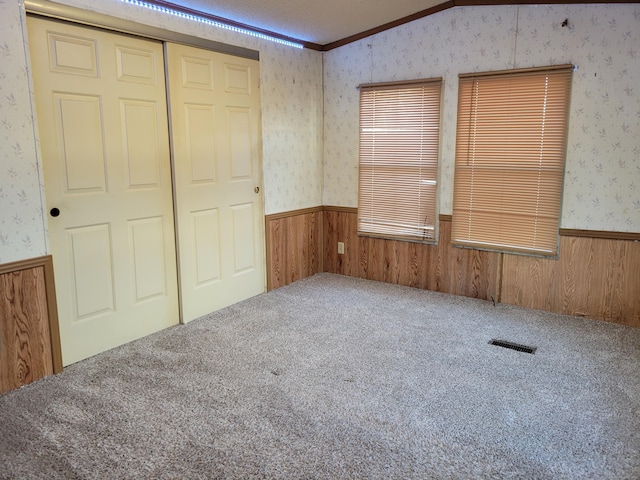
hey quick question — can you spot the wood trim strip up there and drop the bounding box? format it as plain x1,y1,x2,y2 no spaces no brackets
321,0,636,51
267,207,637,242
265,215,273,292
42,258,63,373
318,210,325,274
560,229,640,241
0,255,52,275
455,0,639,6
322,206,358,214
265,206,324,221
270,209,640,241
0,255,62,374
322,1,454,51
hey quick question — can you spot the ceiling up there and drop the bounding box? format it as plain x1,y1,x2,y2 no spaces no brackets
149,1,623,49
164,0,447,47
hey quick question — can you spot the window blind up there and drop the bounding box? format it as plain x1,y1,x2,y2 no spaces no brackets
358,79,442,243
452,65,572,256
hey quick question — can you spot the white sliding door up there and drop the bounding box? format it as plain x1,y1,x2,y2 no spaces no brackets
166,43,265,322
28,17,179,365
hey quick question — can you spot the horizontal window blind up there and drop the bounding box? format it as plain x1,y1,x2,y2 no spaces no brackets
358,79,442,242
452,65,572,256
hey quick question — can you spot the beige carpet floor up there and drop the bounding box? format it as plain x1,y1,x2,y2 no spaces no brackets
1,273,638,479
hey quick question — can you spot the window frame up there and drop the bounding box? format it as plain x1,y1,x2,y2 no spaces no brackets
451,65,573,257
357,78,443,244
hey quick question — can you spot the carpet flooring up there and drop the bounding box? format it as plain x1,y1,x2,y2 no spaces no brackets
1,273,638,479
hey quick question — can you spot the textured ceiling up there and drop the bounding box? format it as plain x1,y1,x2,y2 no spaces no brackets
172,0,445,46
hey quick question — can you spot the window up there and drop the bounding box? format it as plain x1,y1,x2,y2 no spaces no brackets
357,79,442,243
452,65,572,256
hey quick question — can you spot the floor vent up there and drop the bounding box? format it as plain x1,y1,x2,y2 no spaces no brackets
489,339,537,354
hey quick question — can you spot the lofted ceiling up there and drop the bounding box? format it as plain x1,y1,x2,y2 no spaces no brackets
144,0,626,50
157,0,448,48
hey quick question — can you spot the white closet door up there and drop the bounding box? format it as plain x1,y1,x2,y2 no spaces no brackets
28,16,179,365
166,43,265,322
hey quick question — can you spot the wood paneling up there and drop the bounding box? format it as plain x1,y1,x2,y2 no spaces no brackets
323,209,362,278
501,236,640,326
265,208,323,290
267,206,639,327
321,208,638,326
323,209,501,301
1,256,62,395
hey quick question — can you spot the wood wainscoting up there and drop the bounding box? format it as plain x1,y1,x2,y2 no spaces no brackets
322,208,502,301
0,255,62,395
266,206,640,327
501,235,640,327
265,207,323,291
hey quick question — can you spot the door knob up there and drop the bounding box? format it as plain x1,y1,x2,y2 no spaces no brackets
254,186,260,193
50,207,60,217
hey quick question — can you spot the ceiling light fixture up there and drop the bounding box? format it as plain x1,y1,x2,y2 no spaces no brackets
120,0,304,49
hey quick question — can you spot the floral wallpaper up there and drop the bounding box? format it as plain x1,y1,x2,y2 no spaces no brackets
0,0,48,263
0,0,323,263
1,2,638,264
323,4,640,233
